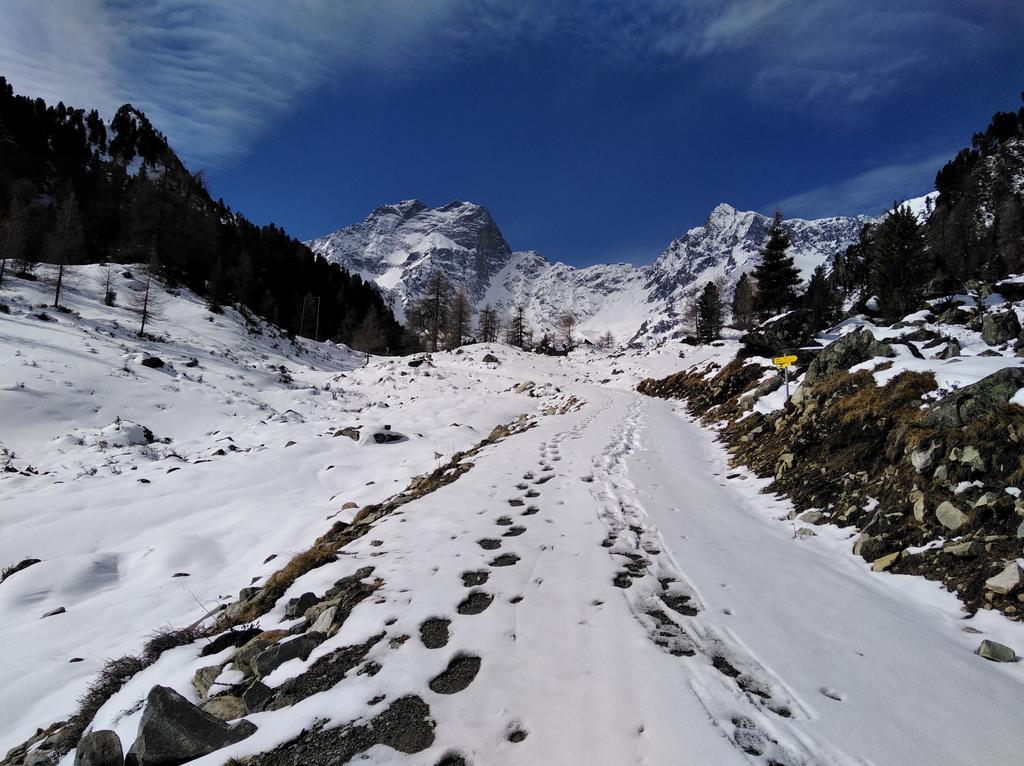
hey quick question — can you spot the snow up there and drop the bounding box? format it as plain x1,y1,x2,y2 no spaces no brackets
2,269,1024,766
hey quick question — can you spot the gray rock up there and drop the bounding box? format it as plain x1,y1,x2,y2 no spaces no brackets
798,510,824,524
804,328,895,385
309,605,337,634
740,309,817,358
944,541,982,558
481,353,500,364
976,639,1016,662
231,637,275,677
284,592,318,619
985,560,1023,595
192,664,223,700
936,337,961,359
125,685,256,766
981,311,1022,346
950,445,985,473
910,441,940,473
872,551,901,572
200,695,247,721
74,731,123,766
921,367,1024,429
936,501,969,531
241,681,274,713
251,632,325,678
24,749,59,766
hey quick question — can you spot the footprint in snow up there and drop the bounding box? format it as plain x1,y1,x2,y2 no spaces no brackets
429,655,481,694
478,539,501,550
457,591,493,615
461,570,489,587
420,618,451,649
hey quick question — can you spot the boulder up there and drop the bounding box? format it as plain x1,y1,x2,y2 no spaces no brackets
251,632,325,678
936,500,969,531
284,592,318,619
309,605,338,634
804,328,895,385
936,337,961,359
125,685,256,766
944,541,982,558
872,551,902,572
192,664,223,700
334,426,360,440
985,560,1024,595
950,445,985,473
481,353,500,364
372,431,405,444
981,311,1022,346
976,640,1016,662
74,731,123,766
241,681,274,713
921,367,1024,429
910,441,940,473
200,695,247,721
231,636,276,676
740,309,816,357
140,356,165,369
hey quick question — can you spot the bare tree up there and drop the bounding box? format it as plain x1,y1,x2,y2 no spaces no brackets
447,286,472,349
46,190,84,308
598,330,615,350
97,263,117,306
410,272,452,352
478,304,500,343
556,310,577,350
506,304,527,348
129,257,164,337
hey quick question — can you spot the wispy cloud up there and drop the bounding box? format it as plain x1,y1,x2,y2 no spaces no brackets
1,1,1019,166
772,152,952,219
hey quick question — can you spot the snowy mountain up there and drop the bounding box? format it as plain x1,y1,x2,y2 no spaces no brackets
307,201,871,345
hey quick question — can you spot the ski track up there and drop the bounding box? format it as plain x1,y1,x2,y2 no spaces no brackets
586,394,862,766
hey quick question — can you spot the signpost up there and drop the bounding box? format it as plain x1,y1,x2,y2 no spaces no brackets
773,355,798,400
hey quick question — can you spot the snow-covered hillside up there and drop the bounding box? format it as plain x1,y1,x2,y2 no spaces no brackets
307,201,871,345
3,269,1024,766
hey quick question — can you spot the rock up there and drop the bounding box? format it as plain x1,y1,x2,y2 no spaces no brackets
922,367,1024,428
372,431,405,444
241,681,274,713
41,607,65,618
740,309,817,357
341,501,357,509
985,560,1024,595
1017,520,1024,539
140,356,165,369
125,685,256,766
910,441,940,473
200,695,247,721
231,637,276,676
950,445,985,473
798,510,824,523
936,337,961,359
936,500,969,531
481,354,500,364
803,328,895,385
853,533,886,561
24,749,59,765
976,640,1016,662
334,426,360,440
309,605,338,635
284,592,319,619
192,664,223,700
981,311,1022,346
74,731,124,766
872,551,901,572
513,381,535,393
944,541,982,558
251,632,325,678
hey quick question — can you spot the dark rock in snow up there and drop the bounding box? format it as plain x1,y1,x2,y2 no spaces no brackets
74,730,123,766
981,311,1021,346
481,353,500,364
804,328,895,385
284,592,319,619
976,640,1016,662
921,367,1024,428
251,632,325,678
140,356,165,369
125,685,256,766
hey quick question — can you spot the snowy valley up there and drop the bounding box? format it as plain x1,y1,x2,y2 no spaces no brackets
3,266,1024,766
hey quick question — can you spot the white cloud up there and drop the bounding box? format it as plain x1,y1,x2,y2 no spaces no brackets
772,152,952,219
1,1,1019,166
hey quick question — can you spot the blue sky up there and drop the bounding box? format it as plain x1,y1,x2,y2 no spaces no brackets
3,1,1023,266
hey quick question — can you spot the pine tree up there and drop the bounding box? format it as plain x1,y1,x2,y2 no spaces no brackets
598,330,615,350
0,199,30,288
730,272,756,330
409,272,451,352
46,189,84,308
507,304,526,349
803,265,842,328
693,282,724,343
752,211,800,318
870,204,928,320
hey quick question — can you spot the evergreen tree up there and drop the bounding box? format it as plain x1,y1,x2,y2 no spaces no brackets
693,282,724,343
507,304,526,349
802,265,842,328
869,204,928,320
752,211,800,317
730,272,756,329
598,330,615,350
0,198,30,288
410,272,451,352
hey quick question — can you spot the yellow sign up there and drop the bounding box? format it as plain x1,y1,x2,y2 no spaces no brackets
773,355,798,369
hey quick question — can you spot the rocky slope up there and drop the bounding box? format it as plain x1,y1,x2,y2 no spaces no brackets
307,201,871,345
